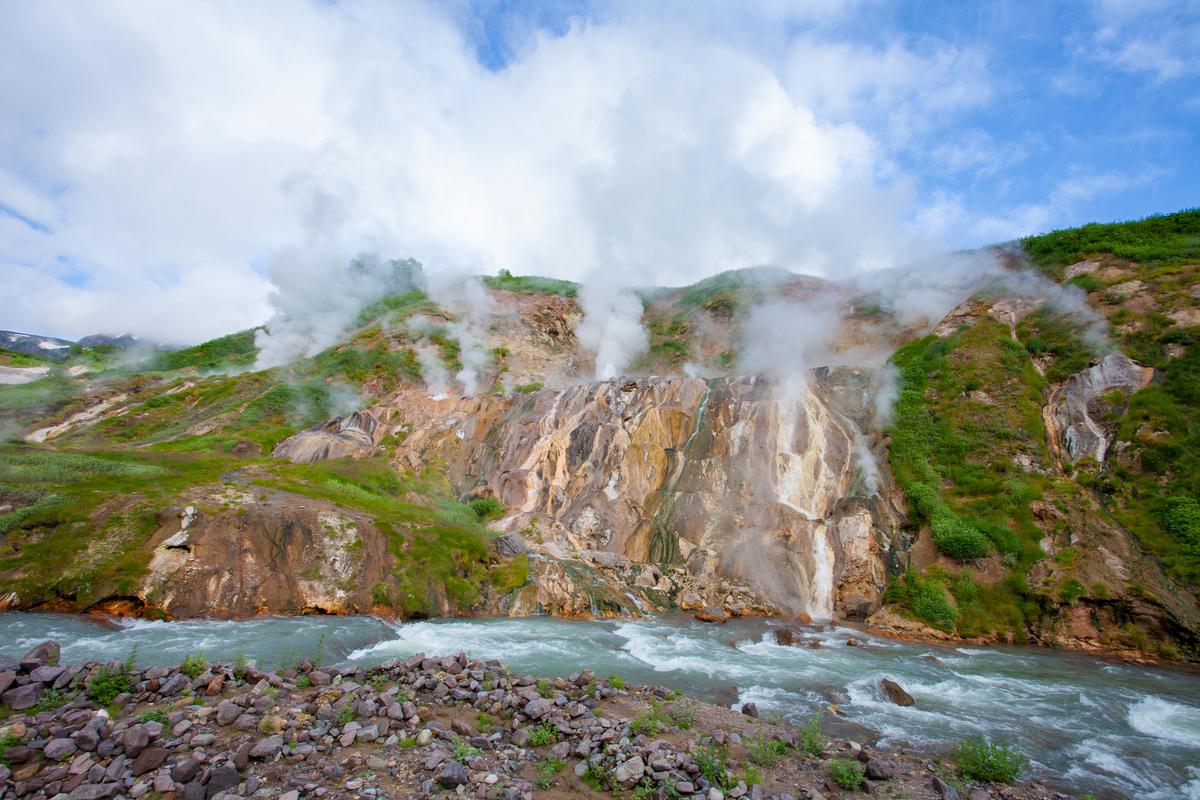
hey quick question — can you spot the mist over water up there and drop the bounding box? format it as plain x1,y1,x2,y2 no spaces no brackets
3,612,1197,799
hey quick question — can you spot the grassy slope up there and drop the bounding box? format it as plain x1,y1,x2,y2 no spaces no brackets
0,290,525,617
886,209,1200,650
1022,210,1200,588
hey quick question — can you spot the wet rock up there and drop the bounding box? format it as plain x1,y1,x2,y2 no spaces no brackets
695,606,730,623
740,702,759,718
880,678,914,707
678,589,703,610
20,640,61,670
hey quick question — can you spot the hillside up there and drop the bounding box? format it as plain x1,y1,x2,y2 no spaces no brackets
1,210,1198,662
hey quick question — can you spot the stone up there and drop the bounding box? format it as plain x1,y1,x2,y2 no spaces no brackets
416,728,433,746
172,758,202,783
523,697,554,719
20,640,61,669
678,589,703,609
437,761,469,789
510,728,529,747
249,735,284,758
865,757,895,780
215,699,242,726
614,755,645,784
0,670,14,695
740,702,758,718
2,681,44,710
123,725,150,758
694,606,730,623
131,747,168,776
880,678,914,707
67,783,122,800
493,532,527,557
280,792,300,800
205,764,241,798
932,775,962,800
968,790,992,800
72,726,100,752
44,738,79,761
29,664,66,683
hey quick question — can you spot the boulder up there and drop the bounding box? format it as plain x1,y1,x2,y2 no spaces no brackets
740,702,759,718
694,606,730,623
20,640,60,670
130,746,168,776
249,735,283,759
615,755,645,784
437,761,469,789
2,681,44,710
880,678,914,707
204,765,241,798
44,737,79,761
493,533,527,557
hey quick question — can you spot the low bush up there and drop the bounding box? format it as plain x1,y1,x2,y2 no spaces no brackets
953,736,1027,783
828,758,864,790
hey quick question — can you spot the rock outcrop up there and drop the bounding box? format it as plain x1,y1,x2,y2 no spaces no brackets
273,410,385,463
1043,353,1155,466
379,374,902,619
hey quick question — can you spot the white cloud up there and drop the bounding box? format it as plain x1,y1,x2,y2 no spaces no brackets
1084,0,1200,81
1,0,993,345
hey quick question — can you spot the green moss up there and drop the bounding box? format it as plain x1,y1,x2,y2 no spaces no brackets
150,329,259,372
482,270,578,297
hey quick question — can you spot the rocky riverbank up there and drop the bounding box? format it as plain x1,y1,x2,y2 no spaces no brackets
0,639,1072,800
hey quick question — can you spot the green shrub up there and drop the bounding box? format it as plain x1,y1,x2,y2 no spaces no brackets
452,736,482,763
1059,579,1086,604
694,744,731,790
138,708,169,724
88,664,133,706
800,716,828,756
468,497,505,519
526,721,557,747
535,756,566,789
335,704,355,726
953,737,1027,783
886,569,957,630
828,758,864,790
747,734,789,767
33,688,72,713
180,652,207,678
0,731,22,765
607,674,625,690
630,703,669,737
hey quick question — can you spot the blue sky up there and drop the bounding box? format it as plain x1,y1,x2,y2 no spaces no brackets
0,0,1197,343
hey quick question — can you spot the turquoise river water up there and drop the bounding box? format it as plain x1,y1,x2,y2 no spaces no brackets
1,612,1197,799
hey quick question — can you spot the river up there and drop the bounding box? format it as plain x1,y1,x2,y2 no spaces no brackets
1,612,1197,799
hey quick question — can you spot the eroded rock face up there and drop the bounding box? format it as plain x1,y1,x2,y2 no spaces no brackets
383,374,901,619
1044,353,1155,465
141,492,391,617
273,410,384,463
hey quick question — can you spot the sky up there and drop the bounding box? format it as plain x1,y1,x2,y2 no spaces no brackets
0,0,1197,345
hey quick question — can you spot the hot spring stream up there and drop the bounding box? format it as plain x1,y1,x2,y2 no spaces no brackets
2,613,1197,799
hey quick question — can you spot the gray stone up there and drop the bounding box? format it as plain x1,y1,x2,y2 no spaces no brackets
493,533,527,557
44,737,79,761
172,758,202,783
2,681,44,710
437,761,469,789
215,699,242,726
523,698,554,719
67,782,122,800
123,725,150,758
131,746,168,776
205,764,241,798
249,735,283,759
20,640,60,669
510,728,529,747
29,664,66,684
932,775,962,800
615,755,645,784
740,702,758,718
866,757,895,780
72,726,99,752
